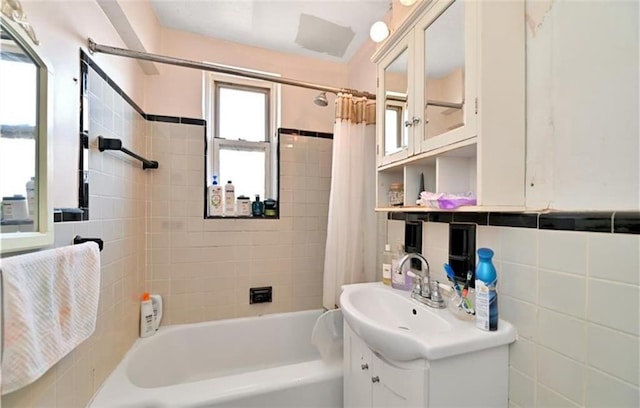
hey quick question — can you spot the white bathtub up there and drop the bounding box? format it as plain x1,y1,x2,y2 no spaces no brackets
90,309,343,408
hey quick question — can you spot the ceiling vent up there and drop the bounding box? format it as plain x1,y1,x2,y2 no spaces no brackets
294,13,355,58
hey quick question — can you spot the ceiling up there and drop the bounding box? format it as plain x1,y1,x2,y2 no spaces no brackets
150,0,392,63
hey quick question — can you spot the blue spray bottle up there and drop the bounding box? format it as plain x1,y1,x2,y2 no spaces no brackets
475,248,498,331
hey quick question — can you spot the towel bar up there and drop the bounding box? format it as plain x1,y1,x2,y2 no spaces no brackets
73,235,103,251
98,136,158,169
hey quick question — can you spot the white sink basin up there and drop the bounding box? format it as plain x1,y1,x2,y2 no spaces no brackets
340,282,516,361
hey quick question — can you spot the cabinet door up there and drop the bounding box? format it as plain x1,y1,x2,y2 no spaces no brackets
415,0,477,154
344,324,373,408
377,32,415,167
371,353,427,408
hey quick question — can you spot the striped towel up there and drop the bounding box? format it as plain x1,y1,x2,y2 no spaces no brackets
0,242,101,395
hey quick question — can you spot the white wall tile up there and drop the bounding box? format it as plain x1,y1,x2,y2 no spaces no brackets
509,368,535,408
585,368,640,408
587,278,639,335
537,347,585,405
588,233,640,285
509,337,536,377
538,269,586,318
538,230,588,275
536,384,580,408
502,295,538,341
538,309,586,362
587,324,639,385
387,219,404,247
424,221,449,250
500,227,537,266
500,262,537,303
477,225,503,256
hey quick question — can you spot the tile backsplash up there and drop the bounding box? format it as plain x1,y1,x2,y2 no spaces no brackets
414,221,640,407
146,123,332,324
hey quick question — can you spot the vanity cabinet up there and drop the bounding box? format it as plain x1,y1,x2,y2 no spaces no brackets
343,320,510,408
374,0,525,211
344,323,427,407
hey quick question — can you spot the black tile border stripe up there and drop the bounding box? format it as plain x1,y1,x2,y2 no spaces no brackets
387,211,639,235
81,51,146,119
489,213,538,229
80,50,206,127
63,52,206,224
613,211,640,234
279,127,333,139
539,212,612,233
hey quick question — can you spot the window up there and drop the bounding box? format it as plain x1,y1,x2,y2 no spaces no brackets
384,99,408,154
206,71,280,213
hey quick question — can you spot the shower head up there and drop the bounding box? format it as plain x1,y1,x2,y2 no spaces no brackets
314,92,328,107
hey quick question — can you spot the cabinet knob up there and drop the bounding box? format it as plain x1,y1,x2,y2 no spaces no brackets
412,116,421,125
361,363,369,370
404,120,413,128
371,376,380,383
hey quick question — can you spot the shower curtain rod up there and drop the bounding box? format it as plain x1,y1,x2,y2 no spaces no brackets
87,38,377,100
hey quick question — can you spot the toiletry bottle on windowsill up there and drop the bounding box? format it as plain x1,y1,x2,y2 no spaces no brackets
252,194,264,217
224,180,235,216
208,176,223,216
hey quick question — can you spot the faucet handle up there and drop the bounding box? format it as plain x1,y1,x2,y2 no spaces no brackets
430,280,443,303
406,270,423,294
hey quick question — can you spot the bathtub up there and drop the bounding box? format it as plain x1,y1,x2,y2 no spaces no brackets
89,309,343,408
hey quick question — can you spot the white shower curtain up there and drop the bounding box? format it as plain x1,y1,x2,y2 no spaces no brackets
322,94,377,309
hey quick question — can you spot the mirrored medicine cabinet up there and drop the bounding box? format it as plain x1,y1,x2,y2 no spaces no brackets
0,16,53,253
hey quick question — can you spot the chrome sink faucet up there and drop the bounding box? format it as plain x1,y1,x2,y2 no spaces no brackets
397,253,446,309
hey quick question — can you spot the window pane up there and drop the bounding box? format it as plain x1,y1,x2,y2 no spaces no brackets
218,86,267,142
219,148,266,199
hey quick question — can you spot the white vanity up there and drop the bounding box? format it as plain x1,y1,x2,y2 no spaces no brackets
341,283,516,407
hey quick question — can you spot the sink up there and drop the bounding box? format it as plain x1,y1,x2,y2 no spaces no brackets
340,282,516,361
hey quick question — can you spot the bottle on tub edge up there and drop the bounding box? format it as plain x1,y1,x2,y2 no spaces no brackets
140,292,155,337
150,294,163,331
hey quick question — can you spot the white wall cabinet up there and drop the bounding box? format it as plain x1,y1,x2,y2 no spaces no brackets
344,321,511,408
373,0,525,211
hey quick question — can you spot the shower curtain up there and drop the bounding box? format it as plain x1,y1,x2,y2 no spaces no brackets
322,94,377,309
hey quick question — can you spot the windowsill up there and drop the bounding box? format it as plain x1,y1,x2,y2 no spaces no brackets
205,215,280,220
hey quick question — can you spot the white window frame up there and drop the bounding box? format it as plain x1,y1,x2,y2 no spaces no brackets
205,71,280,201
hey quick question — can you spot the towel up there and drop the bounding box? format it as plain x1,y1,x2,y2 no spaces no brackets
0,242,101,395
311,309,343,363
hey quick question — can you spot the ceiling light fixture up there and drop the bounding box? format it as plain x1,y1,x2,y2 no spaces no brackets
369,21,390,43
400,0,418,6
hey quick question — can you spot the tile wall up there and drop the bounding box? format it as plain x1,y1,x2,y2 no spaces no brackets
2,65,147,407
414,221,639,408
146,125,333,324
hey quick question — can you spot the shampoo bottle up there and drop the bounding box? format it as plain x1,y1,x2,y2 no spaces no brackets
382,244,393,285
150,294,163,331
224,180,235,216
140,293,155,338
475,248,498,331
208,176,223,216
